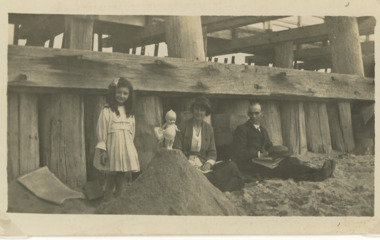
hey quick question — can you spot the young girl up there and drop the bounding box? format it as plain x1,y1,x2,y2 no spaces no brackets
94,77,140,200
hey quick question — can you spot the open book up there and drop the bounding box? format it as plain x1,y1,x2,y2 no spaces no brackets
252,157,285,169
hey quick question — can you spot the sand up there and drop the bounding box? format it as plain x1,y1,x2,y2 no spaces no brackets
7,151,374,216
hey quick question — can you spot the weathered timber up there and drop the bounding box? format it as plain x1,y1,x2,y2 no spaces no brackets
8,46,374,101
261,101,283,146
165,16,205,60
281,102,307,154
326,16,365,152
227,17,374,54
338,103,355,152
273,40,302,150
326,103,346,152
134,96,163,171
274,41,294,68
63,16,94,50
8,94,19,181
245,41,374,65
84,95,106,181
7,92,41,181
304,102,332,153
39,94,87,188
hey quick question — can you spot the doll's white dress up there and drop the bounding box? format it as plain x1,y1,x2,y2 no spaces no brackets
94,106,140,172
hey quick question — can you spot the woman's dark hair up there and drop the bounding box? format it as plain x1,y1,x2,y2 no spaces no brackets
190,96,212,116
106,77,135,117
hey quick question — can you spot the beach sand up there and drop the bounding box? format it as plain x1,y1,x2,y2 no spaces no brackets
7,152,374,216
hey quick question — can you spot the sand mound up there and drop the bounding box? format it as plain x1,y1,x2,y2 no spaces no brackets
96,149,240,215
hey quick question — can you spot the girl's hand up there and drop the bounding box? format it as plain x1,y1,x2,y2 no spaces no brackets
201,162,212,171
100,150,108,166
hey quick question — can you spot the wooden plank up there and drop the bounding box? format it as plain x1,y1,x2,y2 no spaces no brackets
338,102,355,152
326,103,345,152
304,102,332,153
134,96,163,171
203,16,287,33
245,41,374,64
7,93,20,181
19,93,40,176
94,15,146,27
261,101,283,146
84,95,106,181
39,94,87,189
8,46,374,101
280,102,307,154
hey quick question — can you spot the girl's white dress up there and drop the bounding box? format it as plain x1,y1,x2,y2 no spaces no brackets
94,106,140,172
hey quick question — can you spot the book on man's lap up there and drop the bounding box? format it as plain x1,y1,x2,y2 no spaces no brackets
252,157,285,169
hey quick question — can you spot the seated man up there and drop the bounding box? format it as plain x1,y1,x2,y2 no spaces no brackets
233,102,336,182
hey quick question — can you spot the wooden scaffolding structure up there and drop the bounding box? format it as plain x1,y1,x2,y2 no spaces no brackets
7,14,375,188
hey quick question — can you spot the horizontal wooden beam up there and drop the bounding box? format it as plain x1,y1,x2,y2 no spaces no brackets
229,16,375,54
8,45,374,101
202,16,287,32
245,41,374,64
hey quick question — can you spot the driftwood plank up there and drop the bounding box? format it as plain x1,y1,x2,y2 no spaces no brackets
8,45,374,101
338,102,355,152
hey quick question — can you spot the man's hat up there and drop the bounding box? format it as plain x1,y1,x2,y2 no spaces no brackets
268,145,292,158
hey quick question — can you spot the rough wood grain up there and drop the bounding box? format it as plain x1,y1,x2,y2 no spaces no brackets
134,96,163,171
326,16,365,152
8,45,374,101
63,16,94,50
7,93,20,181
165,16,205,61
338,102,355,152
281,102,307,154
326,103,346,152
261,101,283,146
84,95,106,181
19,93,40,176
39,94,87,189
274,41,294,68
304,102,332,153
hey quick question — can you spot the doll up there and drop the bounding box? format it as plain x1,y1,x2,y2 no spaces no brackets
154,110,179,150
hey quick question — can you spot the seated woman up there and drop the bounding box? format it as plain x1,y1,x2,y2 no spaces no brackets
173,97,243,192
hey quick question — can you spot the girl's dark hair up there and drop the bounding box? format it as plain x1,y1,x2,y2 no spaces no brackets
190,96,212,116
106,77,135,117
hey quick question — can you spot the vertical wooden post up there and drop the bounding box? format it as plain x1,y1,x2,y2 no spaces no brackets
261,101,283,146
274,41,303,153
84,96,106,181
39,16,92,188
281,102,307,154
165,16,205,60
304,102,332,153
325,16,362,152
7,93,40,181
165,16,207,123
134,96,163,170
40,94,86,188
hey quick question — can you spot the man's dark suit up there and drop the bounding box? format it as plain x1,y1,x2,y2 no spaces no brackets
233,120,273,162
232,120,330,181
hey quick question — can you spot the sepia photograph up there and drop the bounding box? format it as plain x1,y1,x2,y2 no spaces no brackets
1,0,379,236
